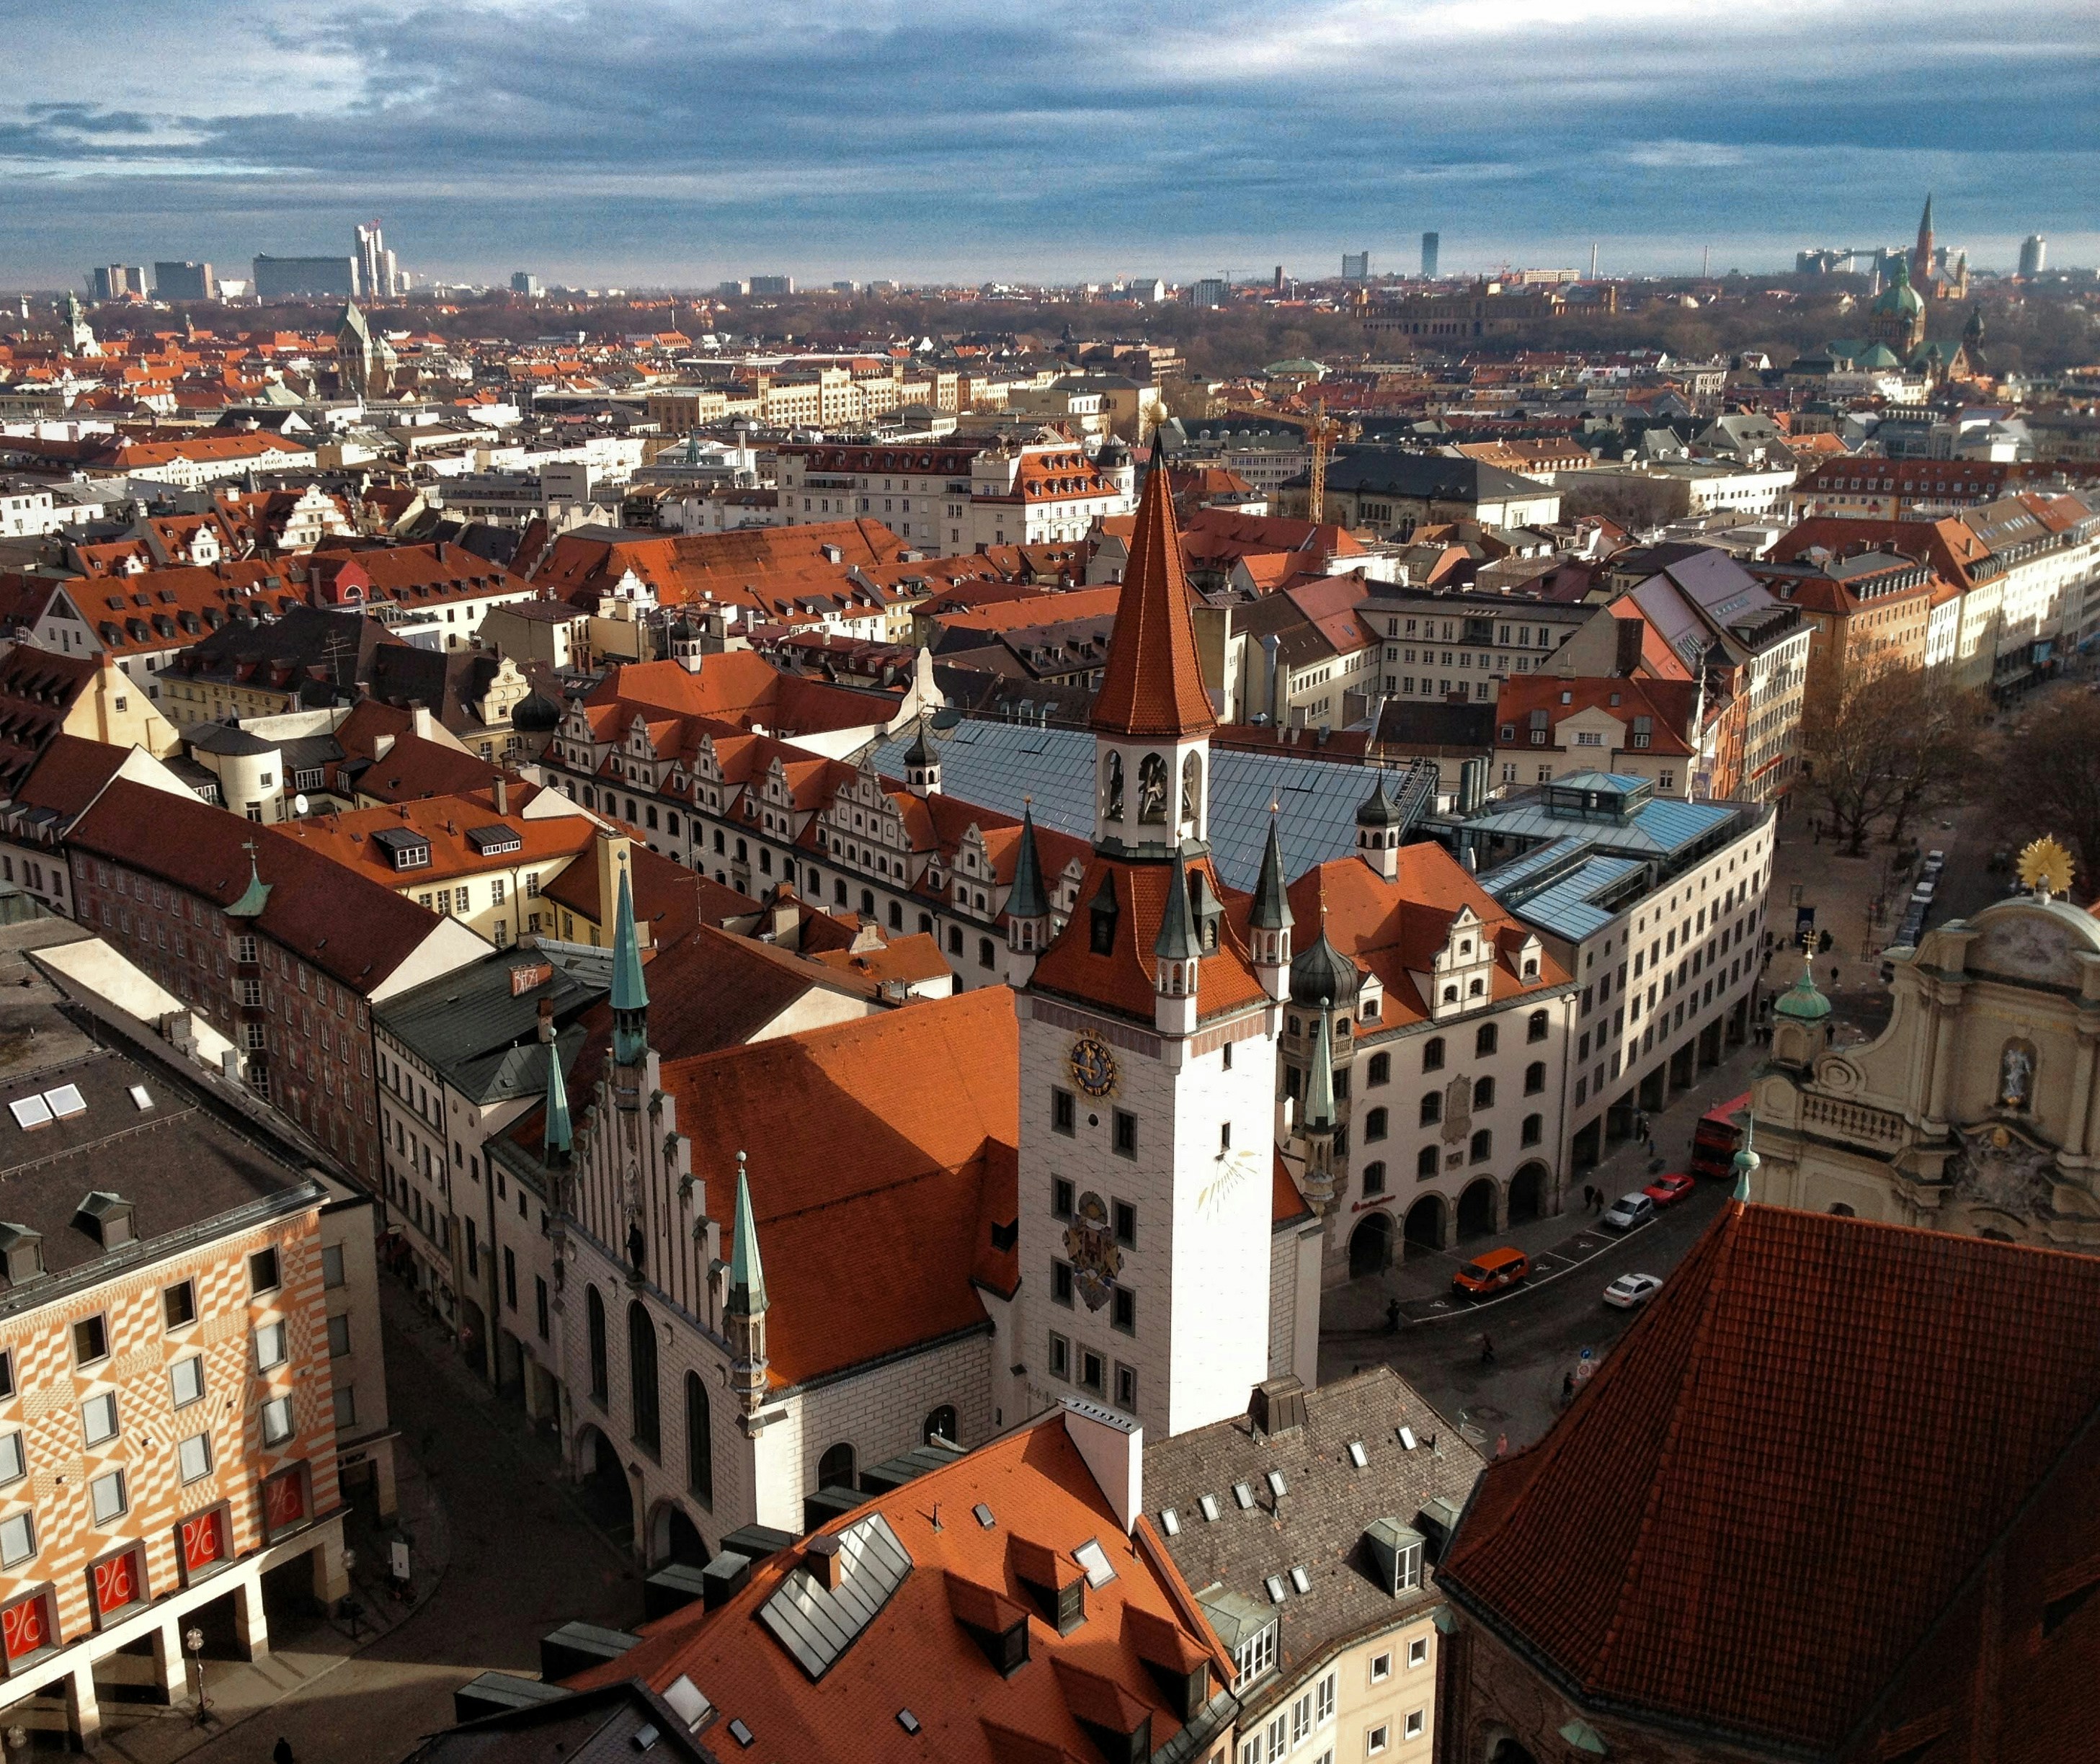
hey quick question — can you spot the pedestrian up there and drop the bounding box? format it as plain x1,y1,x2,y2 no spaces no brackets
1480,1332,1495,1366
1384,1298,1400,1335
273,1740,295,1764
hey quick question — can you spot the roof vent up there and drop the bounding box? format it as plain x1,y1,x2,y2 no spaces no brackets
0,1224,42,1287
74,1191,135,1249
661,1675,711,1731
896,1710,921,1735
1250,1375,1308,1435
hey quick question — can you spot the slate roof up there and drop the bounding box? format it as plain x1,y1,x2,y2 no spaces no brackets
373,943,613,1107
1439,1203,2100,1755
1144,1368,1482,1719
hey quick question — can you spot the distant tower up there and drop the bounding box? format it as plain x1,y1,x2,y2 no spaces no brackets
1912,194,1936,295
62,291,97,357
1420,232,1440,280
2019,234,2047,279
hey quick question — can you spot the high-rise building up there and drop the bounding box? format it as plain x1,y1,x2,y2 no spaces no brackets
252,255,361,300
355,221,399,300
152,261,215,302
510,272,543,298
748,275,795,295
1273,264,1285,290
1341,251,1371,281
87,266,147,300
1421,232,1441,279
1191,277,1227,308
2020,234,2048,278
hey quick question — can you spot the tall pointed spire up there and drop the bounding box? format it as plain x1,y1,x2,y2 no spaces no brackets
1089,440,1214,740
610,857,649,1066
727,1153,766,1317
543,1038,573,1165
1153,847,1201,963
1304,1000,1337,1131
1250,813,1293,932
1007,803,1049,923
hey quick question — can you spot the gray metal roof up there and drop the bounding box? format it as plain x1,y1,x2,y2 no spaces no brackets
757,1511,913,1682
1432,782,1737,862
1478,837,1647,942
869,718,1438,891
375,944,613,1104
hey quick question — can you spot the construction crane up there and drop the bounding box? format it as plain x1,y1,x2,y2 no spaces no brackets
1306,397,1341,525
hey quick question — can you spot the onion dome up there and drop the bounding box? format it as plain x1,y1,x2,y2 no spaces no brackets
1773,969,1832,1022
1356,773,1405,830
1289,930,1360,1009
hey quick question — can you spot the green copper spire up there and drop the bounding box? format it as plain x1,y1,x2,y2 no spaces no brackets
1304,1000,1337,1131
610,858,649,1066
727,1153,766,1318
227,839,272,919
1006,803,1049,923
543,1041,572,1165
1732,1114,1761,1203
1153,846,1201,963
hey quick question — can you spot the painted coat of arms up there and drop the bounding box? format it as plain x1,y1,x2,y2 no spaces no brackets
1064,1190,1122,1310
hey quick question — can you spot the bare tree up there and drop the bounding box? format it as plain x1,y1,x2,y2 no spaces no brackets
1802,667,1916,855
1883,675,1987,851
2002,690,2100,892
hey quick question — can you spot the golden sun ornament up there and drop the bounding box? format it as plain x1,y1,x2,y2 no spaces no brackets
2016,836,2074,902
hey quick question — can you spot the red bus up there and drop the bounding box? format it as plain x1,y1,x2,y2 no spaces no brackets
1690,1092,1752,1181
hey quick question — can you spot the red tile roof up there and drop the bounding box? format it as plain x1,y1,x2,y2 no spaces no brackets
1440,1203,2100,1753
1088,464,1215,740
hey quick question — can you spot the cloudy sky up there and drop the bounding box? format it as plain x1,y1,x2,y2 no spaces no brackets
3,0,2094,290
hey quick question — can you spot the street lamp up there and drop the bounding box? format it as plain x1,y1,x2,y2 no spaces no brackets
186,1624,208,1725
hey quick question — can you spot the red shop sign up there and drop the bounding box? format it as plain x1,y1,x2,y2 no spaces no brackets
92,1547,143,1618
1,1592,48,1662
262,1467,306,1535
181,1507,226,1575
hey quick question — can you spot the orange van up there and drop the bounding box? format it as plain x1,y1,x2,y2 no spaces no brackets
1451,1246,1530,1298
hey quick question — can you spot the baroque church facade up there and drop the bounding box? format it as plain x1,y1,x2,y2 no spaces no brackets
1748,886,2100,1250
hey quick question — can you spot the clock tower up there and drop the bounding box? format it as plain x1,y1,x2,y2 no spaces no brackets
1010,456,1285,1441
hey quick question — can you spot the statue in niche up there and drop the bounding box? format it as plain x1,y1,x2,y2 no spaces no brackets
2000,1038,2037,1112
1138,752,1168,824
1181,752,1202,827
1100,752,1124,822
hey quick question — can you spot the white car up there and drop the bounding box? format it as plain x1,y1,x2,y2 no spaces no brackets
1603,1272,1663,1310
1601,1193,1656,1232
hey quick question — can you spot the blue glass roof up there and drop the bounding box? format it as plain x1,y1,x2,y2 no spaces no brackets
1478,837,1647,942
868,718,1439,891
1430,790,1736,859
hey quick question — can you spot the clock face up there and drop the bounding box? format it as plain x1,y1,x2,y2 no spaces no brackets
1069,1034,1118,1098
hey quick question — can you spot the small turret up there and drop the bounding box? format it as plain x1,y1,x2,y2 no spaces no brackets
1299,999,1338,1204
1005,804,1051,988
1248,814,1294,999
1768,966,1832,1072
904,714,940,797
1153,847,1201,1035
542,1031,573,1172
725,1154,770,1418
1355,772,1405,881
610,858,649,1069
1731,1115,1761,1204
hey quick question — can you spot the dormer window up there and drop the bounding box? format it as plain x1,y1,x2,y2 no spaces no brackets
1088,873,1119,956
1234,1620,1278,1690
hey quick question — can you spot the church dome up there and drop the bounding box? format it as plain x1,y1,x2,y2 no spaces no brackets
511,689,564,734
1289,932,1361,1008
1873,271,1923,318
1772,969,1832,1022
1356,774,1405,830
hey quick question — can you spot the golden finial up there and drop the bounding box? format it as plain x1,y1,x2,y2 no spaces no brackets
2016,836,2074,904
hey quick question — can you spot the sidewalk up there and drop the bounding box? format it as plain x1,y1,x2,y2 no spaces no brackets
1323,1038,1763,1335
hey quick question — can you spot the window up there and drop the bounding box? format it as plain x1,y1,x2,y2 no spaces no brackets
321,1244,345,1288
1047,1331,1070,1379
1421,1037,1444,1072
1113,1110,1136,1157
1292,1694,1312,1746
1407,1636,1428,1667
1366,1726,1390,1757
1404,1712,1424,1741
1114,1362,1137,1409
536,1276,550,1342
1470,1128,1492,1164
1370,1651,1393,1683
1234,1620,1278,1690
1367,1051,1389,1086
1112,1288,1136,1335
90,1469,127,1525
1362,1160,1387,1196
1475,1023,1498,1057
1052,1087,1075,1136
326,1313,351,1358
587,1286,608,1404
81,1391,118,1447
1473,1076,1495,1110
172,1355,205,1407
686,1371,713,1507
1052,1261,1075,1306
1080,1350,1105,1393
0,1433,22,1487
1522,1113,1543,1147
254,1320,288,1371
249,1247,281,1294
1113,1200,1136,1247
628,1300,661,1456
261,1396,294,1446
178,1432,213,1483
1052,1177,1075,1219
0,1513,32,1568
1416,1145,1438,1180
74,1314,109,1367
1419,1092,1441,1128
1317,1670,1336,1722
1524,1060,1547,1095
817,1443,855,1489
337,1386,357,1428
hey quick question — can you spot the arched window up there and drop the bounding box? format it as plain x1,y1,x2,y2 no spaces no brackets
1364,1107,1389,1142
587,1286,608,1404
1417,1146,1439,1180
1469,978,1485,997
1367,1052,1390,1086
1442,985,1459,1004
860,888,875,917
1361,1161,1387,1196
1524,1061,1547,1095
1288,1015,1302,1037
1422,1038,1445,1073
887,901,902,930
1180,752,1202,827
925,1405,958,1446
1138,752,1168,823
685,1371,713,1508
1419,1092,1441,1128
1521,1113,1542,1147
1469,1128,1492,1164
1828,1203,1856,1217
1473,1076,1495,1110
1475,1023,1498,1058
628,1300,660,1456
818,1443,856,1489
1101,752,1124,822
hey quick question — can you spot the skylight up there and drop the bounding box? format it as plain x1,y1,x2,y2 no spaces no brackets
43,1085,84,1120
127,1085,154,1112
971,1503,995,1529
1073,1538,1116,1589
1160,1508,1179,1536
1199,1493,1220,1522
1399,1427,1417,1451
7,1096,51,1132
1289,1566,1312,1595
1348,1441,1369,1469
1265,1575,1288,1604
1232,1482,1255,1510
1266,1470,1287,1499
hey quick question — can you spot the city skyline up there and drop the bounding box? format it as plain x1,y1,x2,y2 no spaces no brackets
1,0,2095,290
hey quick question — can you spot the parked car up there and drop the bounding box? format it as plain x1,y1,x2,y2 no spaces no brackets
1601,1193,1656,1232
1643,1172,1696,1208
1603,1273,1663,1310
1451,1245,1531,1298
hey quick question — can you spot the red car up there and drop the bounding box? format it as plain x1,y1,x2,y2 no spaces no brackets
1643,1172,1696,1208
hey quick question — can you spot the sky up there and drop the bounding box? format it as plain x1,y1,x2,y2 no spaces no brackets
2,0,2095,291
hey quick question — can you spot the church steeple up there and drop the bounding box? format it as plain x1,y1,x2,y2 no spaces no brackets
1249,812,1294,997
610,857,649,1068
543,1034,573,1168
1004,803,1051,986
725,1153,770,1418
1913,192,1936,292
